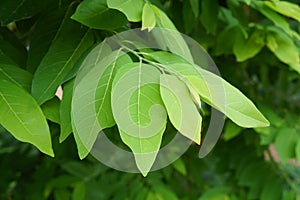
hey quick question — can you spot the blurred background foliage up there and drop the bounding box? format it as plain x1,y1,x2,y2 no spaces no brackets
0,0,300,199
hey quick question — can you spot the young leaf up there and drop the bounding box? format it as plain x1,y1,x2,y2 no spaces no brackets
107,0,144,22
95,53,132,129
32,5,94,105
59,79,74,143
265,1,300,23
266,26,299,67
160,74,202,144
234,28,265,62
148,51,270,128
41,97,61,124
142,2,156,31
71,0,128,30
111,63,167,176
0,79,53,156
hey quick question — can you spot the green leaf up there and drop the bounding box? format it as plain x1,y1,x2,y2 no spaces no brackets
151,5,193,63
111,62,167,176
27,5,68,73
32,5,94,105
0,79,53,156
252,1,300,40
0,63,32,92
200,0,219,34
265,1,300,23
234,28,265,62
72,182,86,200
172,158,187,176
260,177,283,200
0,28,27,67
71,50,123,159
223,120,243,141
95,53,132,129
148,51,270,128
189,0,199,17
59,79,74,143
296,139,300,163
160,74,202,144
72,0,128,29
274,127,298,163
266,26,299,67
198,186,230,200
0,0,49,25
41,97,60,124
142,2,156,31
107,0,144,22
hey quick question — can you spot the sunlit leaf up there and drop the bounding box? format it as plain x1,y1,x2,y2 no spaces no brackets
107,0,144,22
0,79,53,156
160,74,202,144
111,62,167,176
142,2,156,31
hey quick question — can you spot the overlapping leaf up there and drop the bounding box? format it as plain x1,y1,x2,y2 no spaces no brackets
0,79,53,156
148,51,269,128
107,0,144,22
111,62,167,176
32,5,94,105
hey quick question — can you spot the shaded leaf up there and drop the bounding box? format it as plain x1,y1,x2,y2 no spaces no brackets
200,0,219,34
274,127,297,163
59,79,74,143
41,97,60,124
32,5,94,105
0,79,53,156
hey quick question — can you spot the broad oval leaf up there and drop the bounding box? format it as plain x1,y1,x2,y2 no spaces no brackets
111,62,167,176
0,79,53,156
41,96,61,124
148,51,270,128
160,74,202,144
72,0,128,29
107,0,144,22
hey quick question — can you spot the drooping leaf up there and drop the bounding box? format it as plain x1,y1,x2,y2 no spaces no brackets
32,5,94,105
160,74,202,144
111,62,167,176
71,50,124,159
265,1,300,23
223,120,243,141
148,51,270,128
71,0,128,30
107,0,144,22
266,26,299,68
200,0,219,34
59,79,74,143
234,28,265,62
95,53,132,129
0,79,53,156
142,2,156,31
41,97,60,124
